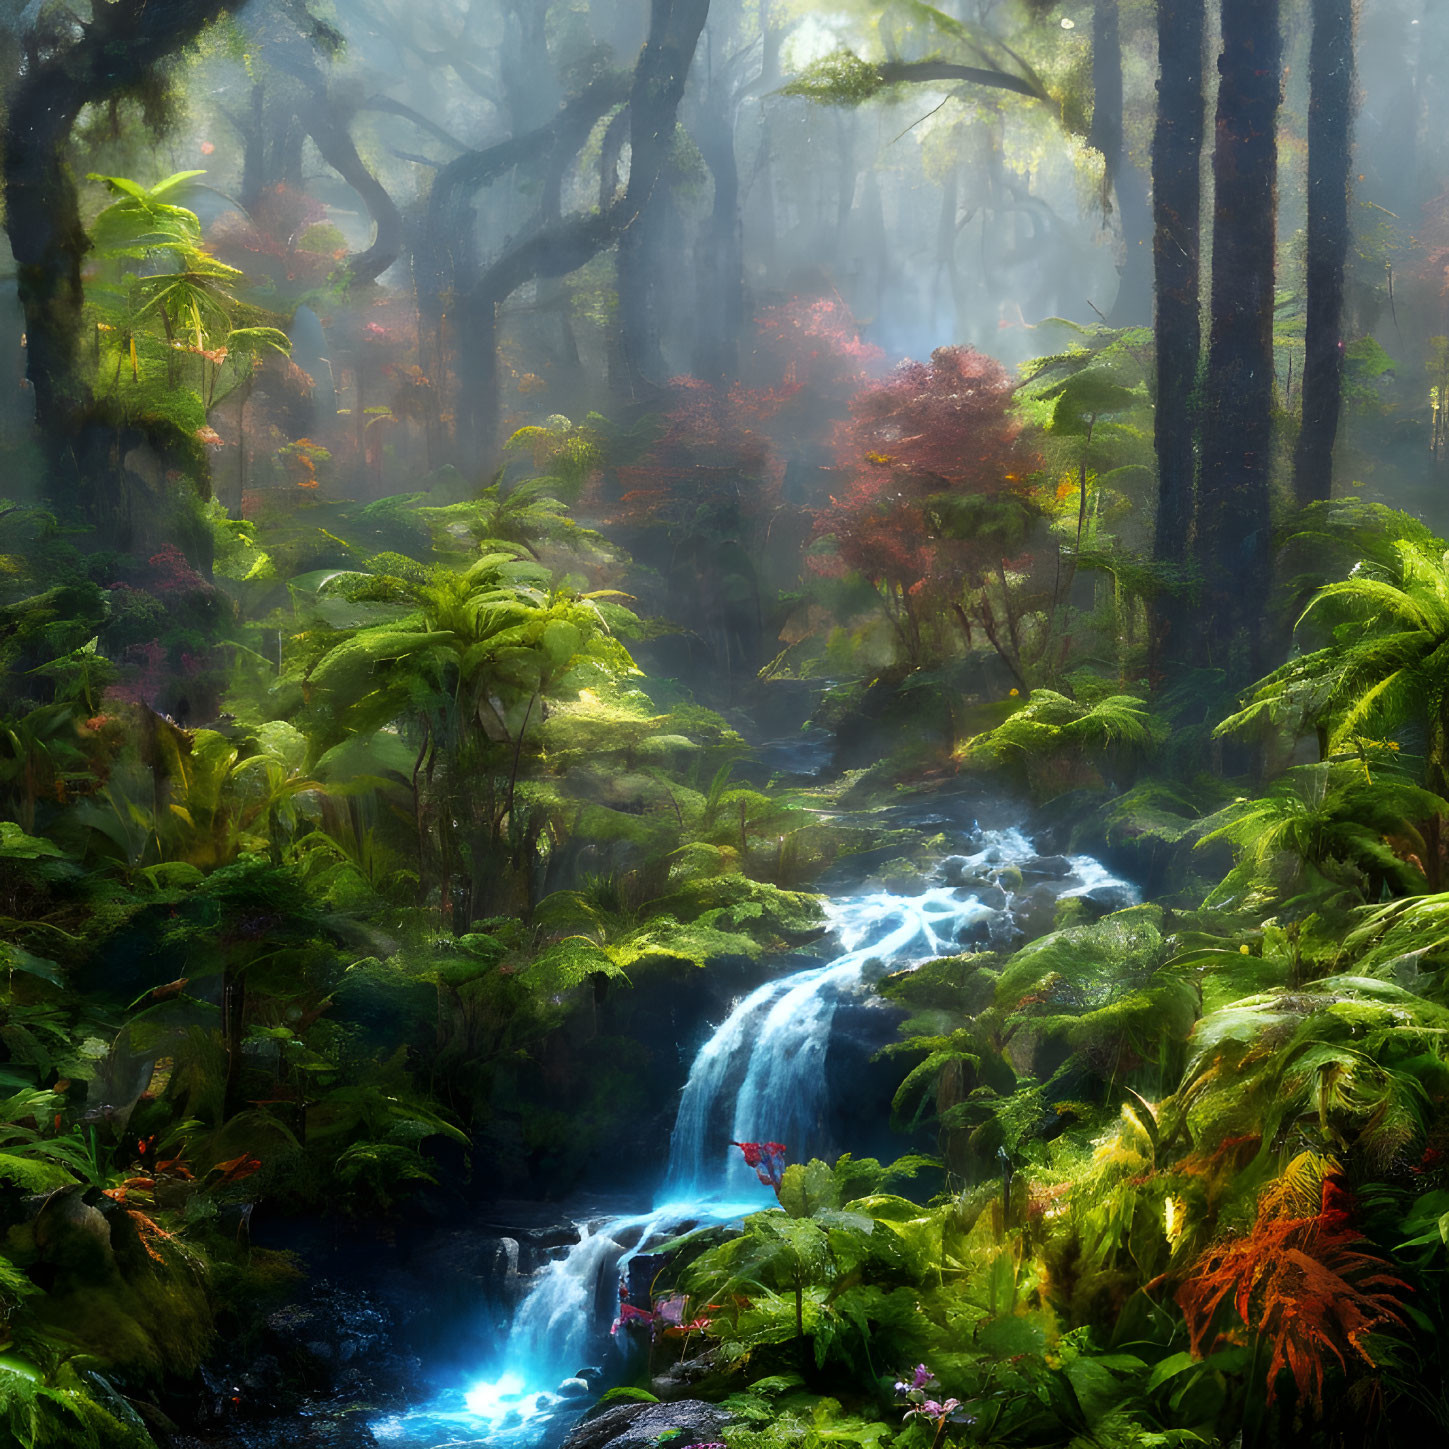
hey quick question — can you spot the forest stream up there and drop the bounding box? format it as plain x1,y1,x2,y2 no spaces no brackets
10,0,1449,1442
368,798,1136,1449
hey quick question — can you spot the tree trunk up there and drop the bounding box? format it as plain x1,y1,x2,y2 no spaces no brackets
1090,0,1152,326
1196,0,1283,683
617,0,714,397
419,75,630,466
459,0,712,465
1149,0,1206,665
3,0,243,520
1292,0,1356,508
692,60,746,382
1110,158,1154,327
302,92,404,288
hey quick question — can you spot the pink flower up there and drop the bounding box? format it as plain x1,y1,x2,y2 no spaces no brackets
903,1399,961,1422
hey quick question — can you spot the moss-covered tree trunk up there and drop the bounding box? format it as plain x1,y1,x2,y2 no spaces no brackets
1292,0,1356,508
3,0,244,525
1195,0,1283,683
1149,0,1206,668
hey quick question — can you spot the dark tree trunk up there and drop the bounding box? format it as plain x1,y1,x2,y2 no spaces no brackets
1292,0,1356,508
416,73,630,467
1090,0,1124,209
617,0,714,396
1092,0,1150,326
237,80,306,213
3,0,243,518
1149,0,1206,662
1196,0,1284,682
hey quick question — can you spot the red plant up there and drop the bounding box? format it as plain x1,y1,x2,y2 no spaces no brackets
732,1140,788,1189
208,184,339,290
1177,1167,1408,1410
811,346,1042,664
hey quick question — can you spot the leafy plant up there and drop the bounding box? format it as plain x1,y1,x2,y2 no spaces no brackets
1177,1157,1409,1412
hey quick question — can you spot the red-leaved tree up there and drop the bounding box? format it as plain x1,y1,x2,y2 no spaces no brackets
594,296,881,683
813,346,1044,679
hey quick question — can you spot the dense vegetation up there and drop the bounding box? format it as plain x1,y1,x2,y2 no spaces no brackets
2,0,1449,1446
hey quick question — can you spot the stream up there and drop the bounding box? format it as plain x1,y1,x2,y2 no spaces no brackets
372,816,1136,1449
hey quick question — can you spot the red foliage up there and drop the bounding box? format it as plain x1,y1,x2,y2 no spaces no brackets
601,295,879,537
732,1139,788,1188
209,184,339,291
146,545,208,596
750,295,881,403
1177,1169,1409,1411
607,376,785,533
815,346,1038,605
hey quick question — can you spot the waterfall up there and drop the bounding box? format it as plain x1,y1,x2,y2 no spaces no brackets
376,825,1135,1446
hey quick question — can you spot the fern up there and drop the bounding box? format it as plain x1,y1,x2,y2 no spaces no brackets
1177,1160,1409,1411
962,689,1158,766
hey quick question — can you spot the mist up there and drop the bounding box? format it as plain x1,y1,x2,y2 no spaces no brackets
5,1,1449,1447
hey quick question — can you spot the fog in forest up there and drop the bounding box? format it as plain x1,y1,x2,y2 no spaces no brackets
8,1,1449,1446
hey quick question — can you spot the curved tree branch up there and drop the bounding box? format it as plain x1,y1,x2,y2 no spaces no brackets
453,0,713,464
360,96,470,154
874,59,1049,101
301,89,405,286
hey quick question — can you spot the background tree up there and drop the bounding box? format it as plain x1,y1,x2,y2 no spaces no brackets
1149,0,1206,663
1,0,248,531
1292,0,1357,509
1195,0,1283,682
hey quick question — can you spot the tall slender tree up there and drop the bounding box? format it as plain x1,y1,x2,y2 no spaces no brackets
1195,0,1284,681
1292,0,1357,508
1149,0,1206,655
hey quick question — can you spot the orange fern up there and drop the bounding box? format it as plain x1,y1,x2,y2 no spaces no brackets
1177,1157,1408,1410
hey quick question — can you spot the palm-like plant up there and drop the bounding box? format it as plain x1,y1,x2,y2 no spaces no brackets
297,549,642,915
1221,537,1449,795
86,171,289,421
1197,757,1447,910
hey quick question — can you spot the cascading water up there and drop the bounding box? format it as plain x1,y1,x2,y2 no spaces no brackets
376,823,1135,1448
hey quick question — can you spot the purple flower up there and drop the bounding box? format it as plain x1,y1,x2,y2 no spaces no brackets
903,1398,961,1422
894,1364,938,1396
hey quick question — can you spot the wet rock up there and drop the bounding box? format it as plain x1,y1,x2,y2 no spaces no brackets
865,858,931,895
938,855,988,888
256,1280,418,1403
558,1377,591,1398
625,1253,667,1311
561,1398,732,1449
1010,885,1061,943
575,1366,605,1382
651,1348,722,1396
1021,855,1072,880
956,916,992,949
1079,884,1137,915
957,883,1008,912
